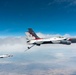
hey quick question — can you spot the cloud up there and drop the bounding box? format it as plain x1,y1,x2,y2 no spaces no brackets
0,33,75,53
37,32,61,38
0,37,27,53
0,62,75,75
55,53,64,58
0,33,76,75
54,0,72,3
53,0,73,3
48,0,76,7
48,0,70,5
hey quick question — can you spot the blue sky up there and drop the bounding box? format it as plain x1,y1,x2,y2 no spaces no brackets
0,0,76,36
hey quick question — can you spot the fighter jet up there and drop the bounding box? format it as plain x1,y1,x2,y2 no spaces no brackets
0,54,13,58
25,28,72,50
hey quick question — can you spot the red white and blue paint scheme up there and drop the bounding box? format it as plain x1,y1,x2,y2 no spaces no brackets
25,28,72,49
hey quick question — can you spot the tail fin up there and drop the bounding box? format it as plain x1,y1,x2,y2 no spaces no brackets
25,28,40,40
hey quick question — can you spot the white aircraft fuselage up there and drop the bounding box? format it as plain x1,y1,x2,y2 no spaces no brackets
0,54,13,58
25,28,73,49
27,37,71,45
25,28,76,50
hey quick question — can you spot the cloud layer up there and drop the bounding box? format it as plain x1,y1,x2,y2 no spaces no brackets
0,33,75,53
0,33,76,75
48,0,76,8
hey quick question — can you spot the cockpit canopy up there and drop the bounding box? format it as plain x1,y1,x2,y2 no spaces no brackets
57,36,67,40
